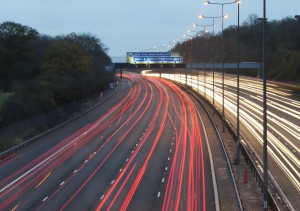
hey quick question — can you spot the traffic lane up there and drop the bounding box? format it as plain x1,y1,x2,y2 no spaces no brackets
0,101,135,210
123,80,177,211
158,79,213,211
163,72,300,208
0,80,132,180
38,75,160,210
0,79,139,209
92,77,168,210
190,94,216,211
11,111,128,211
0,82,134,194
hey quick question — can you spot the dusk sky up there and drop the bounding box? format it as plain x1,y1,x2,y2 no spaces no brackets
1,0,298,58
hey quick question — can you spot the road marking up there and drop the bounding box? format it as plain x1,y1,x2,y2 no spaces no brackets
0,135,81,193
157,192,161,197
195,102,220,211
60,181,65,186
168,157,170,161
85,160,88,163
162,178,165,183
11,204,19,211
43,197,48,202
111,180,115,184
119,168,123,172
36,172,52,188
100,195,105,200
73,169,78,173
126,158,129,162
165,167,168,171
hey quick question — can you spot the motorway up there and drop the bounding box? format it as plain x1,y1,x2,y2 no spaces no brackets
0,73,216,211
156,70,300,209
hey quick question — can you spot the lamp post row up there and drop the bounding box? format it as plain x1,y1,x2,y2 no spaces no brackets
203,1,268,210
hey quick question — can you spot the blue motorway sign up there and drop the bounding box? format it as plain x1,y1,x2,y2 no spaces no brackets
133,56,183,63
130,52,171,57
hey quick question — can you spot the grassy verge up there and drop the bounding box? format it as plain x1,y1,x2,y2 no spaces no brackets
0,92,12,109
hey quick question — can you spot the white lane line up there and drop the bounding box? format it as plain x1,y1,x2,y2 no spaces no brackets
162,178,165,183
0,136,80,193
195,102,220,211
111,180,115,184
43,197,48,202
60,181,65,186
165,167,168,171
100,195,105,200
157,192,161,197
73,169,78,173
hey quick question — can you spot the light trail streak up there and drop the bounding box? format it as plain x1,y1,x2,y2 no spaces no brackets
35,172,52,188
1,73,211,210
154,72,300,196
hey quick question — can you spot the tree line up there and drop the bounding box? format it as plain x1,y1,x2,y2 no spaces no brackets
173,14,300,82
0,21,113,127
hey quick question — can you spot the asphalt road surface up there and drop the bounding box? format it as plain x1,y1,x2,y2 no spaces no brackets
159,70,300,209
0,73,216,211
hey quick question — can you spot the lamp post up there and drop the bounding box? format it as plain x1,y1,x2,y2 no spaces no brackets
236,0,241,165
198,15,223,113
182,36,192,85
204,0,237,133
193,24,214,102
189,29,201,93
262,0,268,209
184,34,194,84
184,34,194,62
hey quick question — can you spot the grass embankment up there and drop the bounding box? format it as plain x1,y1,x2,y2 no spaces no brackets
0,92,12,109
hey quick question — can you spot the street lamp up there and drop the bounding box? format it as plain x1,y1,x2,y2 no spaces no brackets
182,36,192,85
184,34,194,62
204,0,238,133
193,24,214,102
198,15,224,112
189,29,201,92
236,0,241,165
262,1,268,210
184,34,195,82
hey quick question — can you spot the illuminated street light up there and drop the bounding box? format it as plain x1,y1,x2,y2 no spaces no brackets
193,23,214,101
262,0,268,210
198,15,222,112
184,34,194,64
204,1,237,133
